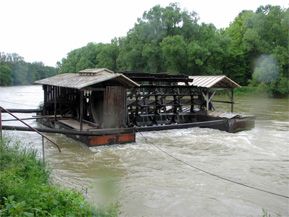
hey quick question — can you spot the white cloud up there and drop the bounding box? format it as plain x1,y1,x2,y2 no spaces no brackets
0,0,287,66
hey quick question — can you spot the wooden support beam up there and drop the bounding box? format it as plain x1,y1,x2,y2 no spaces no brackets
208,91,216,111
202,91,209,111
83,87,105,91
0,109,42,113
43,85,47,115
137,119,226,132
231,88,234,112
2,125,134,136
54,86,57,122
202,90,216,111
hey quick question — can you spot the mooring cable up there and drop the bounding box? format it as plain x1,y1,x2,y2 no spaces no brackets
135,129,289,199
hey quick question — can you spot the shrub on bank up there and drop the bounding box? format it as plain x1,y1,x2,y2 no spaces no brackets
248,76,289,98
0,139,117,217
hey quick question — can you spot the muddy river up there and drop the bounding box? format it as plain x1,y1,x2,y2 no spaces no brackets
0,85,288,217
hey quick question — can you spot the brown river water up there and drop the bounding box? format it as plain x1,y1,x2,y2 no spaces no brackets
0,85,288,217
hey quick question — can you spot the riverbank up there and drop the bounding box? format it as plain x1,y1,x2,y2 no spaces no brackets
234,85,289,98
0,138,117,217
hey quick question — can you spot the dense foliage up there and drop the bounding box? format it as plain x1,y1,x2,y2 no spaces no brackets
225,5,289,97
58,3,288,97
0,52,57,86
0,139,117,217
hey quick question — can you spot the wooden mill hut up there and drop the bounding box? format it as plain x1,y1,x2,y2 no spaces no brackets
35,68,139,145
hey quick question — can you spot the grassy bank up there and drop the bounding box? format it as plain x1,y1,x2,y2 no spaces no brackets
234,85,289,98
234,86,260,96
214,86,270,97
0,138,117,217
213,86,268,99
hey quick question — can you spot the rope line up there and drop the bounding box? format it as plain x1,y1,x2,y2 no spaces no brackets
136,129,289,199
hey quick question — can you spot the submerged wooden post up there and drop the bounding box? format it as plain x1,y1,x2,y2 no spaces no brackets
231,88,234,113
79,90,83,131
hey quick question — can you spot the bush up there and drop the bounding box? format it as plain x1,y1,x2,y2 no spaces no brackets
0,139,117,217
248,76,289,98
269,76,289,97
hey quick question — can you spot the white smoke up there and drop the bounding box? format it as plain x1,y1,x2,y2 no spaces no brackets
253,54,279,83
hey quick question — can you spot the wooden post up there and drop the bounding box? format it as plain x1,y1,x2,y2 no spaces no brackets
43,85,47,115
54,86,57,122
190,90,194,112
231,88,234,113
42,136,45,164
0,107,2,140
79,90,83,131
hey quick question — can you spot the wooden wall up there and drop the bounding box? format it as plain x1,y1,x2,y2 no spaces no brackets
103,86,127,128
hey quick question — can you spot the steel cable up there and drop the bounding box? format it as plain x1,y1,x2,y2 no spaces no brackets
136,129,289,199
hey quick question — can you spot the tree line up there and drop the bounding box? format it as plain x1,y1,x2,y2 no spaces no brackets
1,4,288,97
58,3,288,97
0,52,56,86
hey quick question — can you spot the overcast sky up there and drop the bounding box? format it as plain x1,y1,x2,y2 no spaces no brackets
0,0,288,67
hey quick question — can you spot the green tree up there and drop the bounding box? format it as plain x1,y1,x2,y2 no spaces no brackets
97,41,119,71
160,35,187,74
0,63,12,86
55,3,288,97
142,42,162,73
224,5,289,90
0,52,57,85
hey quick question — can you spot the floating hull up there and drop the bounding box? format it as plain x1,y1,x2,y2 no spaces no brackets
49,119,136,147
227,116,255,133
2,115,255,146
78,133,136,146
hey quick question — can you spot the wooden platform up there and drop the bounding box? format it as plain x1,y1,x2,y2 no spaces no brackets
58,119,97,131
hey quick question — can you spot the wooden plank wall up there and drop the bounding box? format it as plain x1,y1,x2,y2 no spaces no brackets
103,86,127,128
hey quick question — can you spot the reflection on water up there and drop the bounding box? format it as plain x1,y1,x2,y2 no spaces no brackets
0,86,288,217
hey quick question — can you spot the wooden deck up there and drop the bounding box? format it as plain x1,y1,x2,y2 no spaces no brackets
58,119,98,131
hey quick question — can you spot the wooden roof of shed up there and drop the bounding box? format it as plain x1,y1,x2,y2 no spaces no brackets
35,68,139,89
189,75,240,88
